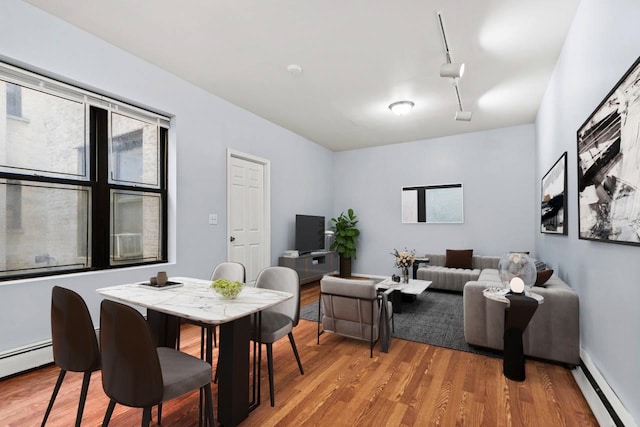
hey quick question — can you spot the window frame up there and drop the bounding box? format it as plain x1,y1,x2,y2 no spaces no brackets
0,62,169,281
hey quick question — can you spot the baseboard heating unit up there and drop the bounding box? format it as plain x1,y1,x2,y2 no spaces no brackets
572,349,637,427
0,340,54,379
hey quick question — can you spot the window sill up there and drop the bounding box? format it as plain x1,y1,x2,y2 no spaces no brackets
6,114,30,123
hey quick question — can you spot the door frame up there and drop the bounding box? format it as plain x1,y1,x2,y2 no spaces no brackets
226,148,271,278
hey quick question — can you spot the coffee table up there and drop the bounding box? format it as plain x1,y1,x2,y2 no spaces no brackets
376,278,432,314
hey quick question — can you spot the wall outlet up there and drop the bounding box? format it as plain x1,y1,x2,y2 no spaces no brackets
208,213,218,225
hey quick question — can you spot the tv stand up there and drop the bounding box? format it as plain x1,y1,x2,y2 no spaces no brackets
278,251,339,285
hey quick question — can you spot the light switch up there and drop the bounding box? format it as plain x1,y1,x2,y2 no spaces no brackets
208,213,218,225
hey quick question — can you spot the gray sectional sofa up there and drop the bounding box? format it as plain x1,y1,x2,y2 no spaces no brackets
416,252,580,366
416,253,500,292
464,268,580,366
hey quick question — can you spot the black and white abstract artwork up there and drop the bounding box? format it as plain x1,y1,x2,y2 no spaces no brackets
541,152,567,234
577,56,640,245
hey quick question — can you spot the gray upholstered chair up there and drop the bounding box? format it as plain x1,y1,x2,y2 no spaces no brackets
207,262,246,350
317,276,393,357
99,299,214,427
177,262,246,354
253,266,304,406
42,286,101,427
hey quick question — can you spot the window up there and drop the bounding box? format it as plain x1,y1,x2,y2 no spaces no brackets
6,82,22,117
0,62,169,280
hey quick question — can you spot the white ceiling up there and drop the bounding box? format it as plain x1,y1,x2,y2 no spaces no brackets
24,0,580,152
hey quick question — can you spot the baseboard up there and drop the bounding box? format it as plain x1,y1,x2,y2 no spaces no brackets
573,348,637,427
0,340,54,379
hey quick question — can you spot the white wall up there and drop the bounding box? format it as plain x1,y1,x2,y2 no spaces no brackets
536,0,640,421
333,124,536,276
0,0,333,353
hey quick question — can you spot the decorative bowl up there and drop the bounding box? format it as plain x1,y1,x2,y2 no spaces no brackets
211,278,243,299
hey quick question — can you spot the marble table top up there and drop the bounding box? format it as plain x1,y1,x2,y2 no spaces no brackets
376,278,432,295
97,276,292,324
482,286,544,305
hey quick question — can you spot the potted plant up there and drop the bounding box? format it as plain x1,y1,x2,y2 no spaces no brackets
330,208,360,277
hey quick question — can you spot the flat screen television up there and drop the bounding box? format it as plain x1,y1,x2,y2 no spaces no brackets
295,214,325,255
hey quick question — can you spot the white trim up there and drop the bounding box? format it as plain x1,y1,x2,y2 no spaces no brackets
226,149,271,274
0,60,171,128
573,348,638,427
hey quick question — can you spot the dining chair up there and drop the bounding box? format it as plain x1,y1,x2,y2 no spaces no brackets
176,262,246,355
253,266,304,406
207,262,246,352
99,299,214,427
42,286,100,427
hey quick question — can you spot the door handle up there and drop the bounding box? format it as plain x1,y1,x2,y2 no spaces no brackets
230,236,236,242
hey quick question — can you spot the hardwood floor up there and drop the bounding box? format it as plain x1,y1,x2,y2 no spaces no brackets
0,282,597,426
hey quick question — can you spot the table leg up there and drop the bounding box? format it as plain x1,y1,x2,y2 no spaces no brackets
218,315,250,426
389,289,402,314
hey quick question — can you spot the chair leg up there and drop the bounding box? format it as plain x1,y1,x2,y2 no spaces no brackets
200,326,205,359
75,371,92,427
287,332,304,375
102,399,116,427
204,383,215,427
141,407,152,427
176,323,182,349
266,343,275,407
157,403,162,425
41,369,66,427
213,326,217,348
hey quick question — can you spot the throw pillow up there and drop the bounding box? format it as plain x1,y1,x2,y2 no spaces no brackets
445,249,473,269
534,260,548,271
534,269,554,287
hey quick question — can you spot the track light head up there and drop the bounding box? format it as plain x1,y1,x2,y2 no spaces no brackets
440,63,465,79
455,110,473,121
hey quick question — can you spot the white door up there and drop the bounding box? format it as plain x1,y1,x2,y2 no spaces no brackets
227,149,270,284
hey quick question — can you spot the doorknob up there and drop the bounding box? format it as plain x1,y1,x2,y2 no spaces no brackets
230,236,236,242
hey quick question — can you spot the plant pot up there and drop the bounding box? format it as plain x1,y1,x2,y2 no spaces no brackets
339,255,352,278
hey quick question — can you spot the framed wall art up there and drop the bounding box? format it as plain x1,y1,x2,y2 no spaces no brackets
577,56,640,246
541,152,568,234
402,183,463,224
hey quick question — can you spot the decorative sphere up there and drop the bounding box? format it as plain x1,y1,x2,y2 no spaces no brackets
498,253,536,290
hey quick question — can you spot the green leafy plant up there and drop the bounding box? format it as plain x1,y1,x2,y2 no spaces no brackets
330,208,360,259
211,278,243,299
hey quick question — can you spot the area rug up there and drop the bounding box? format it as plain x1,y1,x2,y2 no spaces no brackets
299,289,499,358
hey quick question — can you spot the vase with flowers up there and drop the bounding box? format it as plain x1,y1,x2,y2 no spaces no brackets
392,248,415,283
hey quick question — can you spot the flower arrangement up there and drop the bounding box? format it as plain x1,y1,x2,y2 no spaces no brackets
211,278,243,299
391,248,415,268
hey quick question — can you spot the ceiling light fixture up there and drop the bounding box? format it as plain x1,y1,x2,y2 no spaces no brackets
437,11,472,121
388,100,415,116
455,111,473,121
440,62,465,79
286,64,303,76
453,84,472,121
437,11,464,80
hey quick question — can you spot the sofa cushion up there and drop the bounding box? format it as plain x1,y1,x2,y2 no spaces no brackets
445,249,473,269
417,266,481,292
534,269,554,287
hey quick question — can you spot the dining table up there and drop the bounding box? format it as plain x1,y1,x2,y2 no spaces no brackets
97,276,293,426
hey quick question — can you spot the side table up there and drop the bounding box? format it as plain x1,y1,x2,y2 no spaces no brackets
412,257,430,279
483,287,542,381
